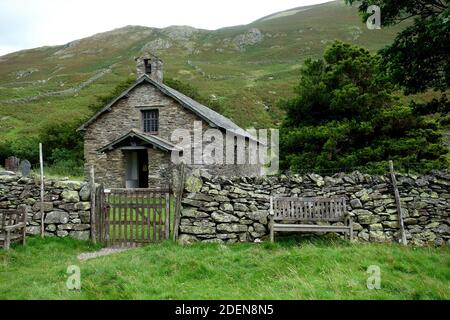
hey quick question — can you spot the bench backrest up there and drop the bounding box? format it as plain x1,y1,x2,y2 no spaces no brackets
0,208,26,230
270,197,347,222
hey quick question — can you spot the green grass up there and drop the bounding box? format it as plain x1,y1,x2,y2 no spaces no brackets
29,167,84,181
26,167,84,182
1,237,449,299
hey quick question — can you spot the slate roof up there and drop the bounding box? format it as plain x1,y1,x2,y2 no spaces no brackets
78,75,257,141
97,129,182,153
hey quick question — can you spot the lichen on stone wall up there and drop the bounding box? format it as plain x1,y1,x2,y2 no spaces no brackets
178,170,450,246
0,171,91,240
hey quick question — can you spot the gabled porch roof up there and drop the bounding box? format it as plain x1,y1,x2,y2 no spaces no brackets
97,129,182,153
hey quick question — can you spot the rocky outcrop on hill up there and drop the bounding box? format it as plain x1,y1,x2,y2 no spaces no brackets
233,28,264,51
142,38,173,51
163,26,199,41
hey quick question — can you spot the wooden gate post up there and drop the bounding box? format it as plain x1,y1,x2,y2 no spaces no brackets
165,192,170,240
172,163,186,241
100,185,106,245
389,161,407,246
89,166,97,244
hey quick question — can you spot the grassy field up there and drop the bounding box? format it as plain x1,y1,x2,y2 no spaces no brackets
0,237,449,300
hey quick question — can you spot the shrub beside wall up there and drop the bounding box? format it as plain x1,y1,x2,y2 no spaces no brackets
179,170,450,246
0,171,91,239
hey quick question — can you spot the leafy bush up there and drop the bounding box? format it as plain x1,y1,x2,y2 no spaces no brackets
39,120,84,157
0,141,12,166
280,41,449,173
411,94,450,117
0,115,84,175
0,137,40,165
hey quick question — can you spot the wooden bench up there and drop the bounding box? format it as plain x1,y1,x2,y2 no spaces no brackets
269,197,353,242
0,208,27,250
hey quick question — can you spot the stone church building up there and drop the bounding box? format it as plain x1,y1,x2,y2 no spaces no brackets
78,54,262,188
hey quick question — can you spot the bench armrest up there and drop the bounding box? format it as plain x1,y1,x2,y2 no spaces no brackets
3,222,26,231
269,196,274,216
344,214,353,226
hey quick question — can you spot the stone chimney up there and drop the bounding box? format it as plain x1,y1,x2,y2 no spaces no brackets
136,54,163,83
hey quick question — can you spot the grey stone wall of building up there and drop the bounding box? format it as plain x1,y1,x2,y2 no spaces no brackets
0,172,91,240
84,81,261,188
148,148,171,186
178,170,450,246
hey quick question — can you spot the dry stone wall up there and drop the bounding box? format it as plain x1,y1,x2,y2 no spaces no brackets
179,170,450,246
2,167,449,247
0,171,91,240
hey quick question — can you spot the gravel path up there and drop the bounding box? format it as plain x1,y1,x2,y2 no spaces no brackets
77,248,131,261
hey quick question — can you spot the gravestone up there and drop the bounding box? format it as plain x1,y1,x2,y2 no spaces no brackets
5,156,20,172
19,160,31,177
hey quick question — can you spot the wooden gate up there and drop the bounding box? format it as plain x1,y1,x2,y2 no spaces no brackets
96,188,173,247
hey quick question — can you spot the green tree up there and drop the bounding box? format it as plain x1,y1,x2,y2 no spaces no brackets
280,41,448,173
346,0,449,94
39,120,84,163
0,137,40,165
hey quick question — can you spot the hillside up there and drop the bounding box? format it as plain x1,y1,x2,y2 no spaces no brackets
0,0,404,142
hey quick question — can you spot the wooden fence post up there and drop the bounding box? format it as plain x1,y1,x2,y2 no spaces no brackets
98,184,104,244
389,161,407,246
165,192,170,240
269,196,274,243
172,163,186,241
39,143,45,238
89,166,97,244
